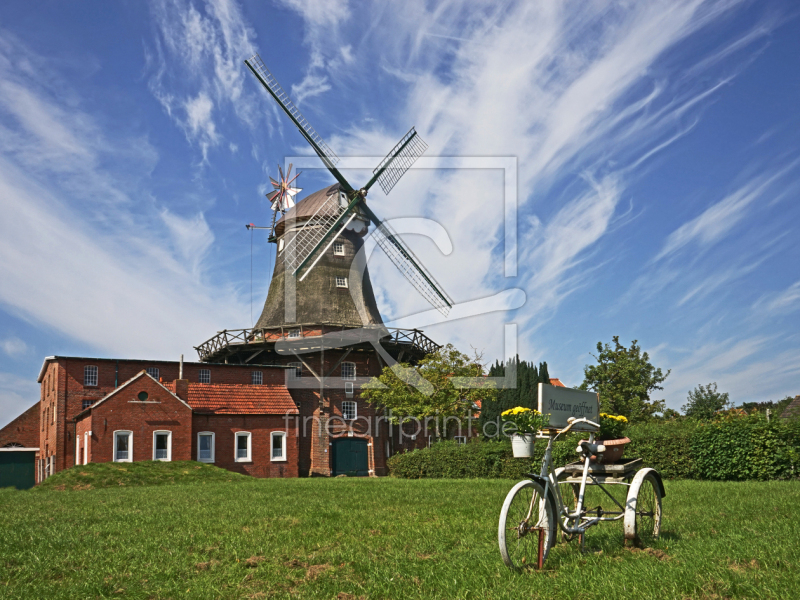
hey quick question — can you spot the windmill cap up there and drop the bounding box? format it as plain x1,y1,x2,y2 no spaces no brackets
274,183,344,237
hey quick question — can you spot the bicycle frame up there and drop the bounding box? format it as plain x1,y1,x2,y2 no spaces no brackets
529,429,629,539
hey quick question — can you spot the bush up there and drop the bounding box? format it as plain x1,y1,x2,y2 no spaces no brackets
691,414,800,480
387,416,800,480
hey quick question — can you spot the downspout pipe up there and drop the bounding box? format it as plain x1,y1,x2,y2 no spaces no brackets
115,360,119,388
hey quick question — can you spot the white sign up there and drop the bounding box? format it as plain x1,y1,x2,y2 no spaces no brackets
538,383,599,431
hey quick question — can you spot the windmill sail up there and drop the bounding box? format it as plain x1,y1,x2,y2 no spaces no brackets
283,192,353,274
370,217,453,316
369,128,428,195
245,54,340,168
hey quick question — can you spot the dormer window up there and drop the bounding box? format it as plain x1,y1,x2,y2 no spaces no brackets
333,241,345,256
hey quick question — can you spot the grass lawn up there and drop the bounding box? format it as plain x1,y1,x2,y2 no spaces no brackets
1,463,798,599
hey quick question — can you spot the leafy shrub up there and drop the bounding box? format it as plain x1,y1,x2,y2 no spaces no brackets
388,416,800,480
692,414,800,480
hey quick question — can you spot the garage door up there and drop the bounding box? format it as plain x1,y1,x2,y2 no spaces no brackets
332,438,369,476
0,449,37,490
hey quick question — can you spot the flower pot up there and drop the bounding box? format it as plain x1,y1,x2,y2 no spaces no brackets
511,433,536,458
595,437,631,464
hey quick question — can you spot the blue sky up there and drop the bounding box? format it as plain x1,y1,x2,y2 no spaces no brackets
1,0,799,427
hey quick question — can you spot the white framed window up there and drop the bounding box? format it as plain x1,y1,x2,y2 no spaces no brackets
146,367,160,379
342,401,357,421
345,381,354,398
235,431,251,462
113,431,132,462
198,432,215,463
251,371,263,385
454,436,467,445
333,241,345,256
271,431,287,461
153,431,172,461
335,277,348,288
84,365,98,386
82,399,93,410
287,362,302,378
199,369,211,384
287,329,301,339
278,238,285,253
341,362,356,380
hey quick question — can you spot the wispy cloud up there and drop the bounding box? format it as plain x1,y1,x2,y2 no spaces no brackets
654,175,774,261
753,280,800,315
0,372,40,429
146,0,256,160
1,337,29,358
0,33,247,360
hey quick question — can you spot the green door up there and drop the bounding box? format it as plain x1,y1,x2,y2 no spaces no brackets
0,450,36,490
332,438,369,476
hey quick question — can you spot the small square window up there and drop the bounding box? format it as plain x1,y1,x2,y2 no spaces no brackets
287,329,301,339
287,362,302,378
235,432,251,462
198,432,215,463
84,365,98,387
251,371,263,385
335,277,348,288
271,431,286,461
341,362,356,381
82,399,92,410
342,401,357,421
146,367,160,379
333,241,345,256
199,369,211,384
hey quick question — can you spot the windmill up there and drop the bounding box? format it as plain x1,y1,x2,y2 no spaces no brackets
244,54,453,316
266,163,302,236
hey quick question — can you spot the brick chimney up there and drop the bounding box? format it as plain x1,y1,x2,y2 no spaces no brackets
174,379,188,401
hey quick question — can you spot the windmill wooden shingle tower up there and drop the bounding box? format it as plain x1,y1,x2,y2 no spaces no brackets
194,54,453,476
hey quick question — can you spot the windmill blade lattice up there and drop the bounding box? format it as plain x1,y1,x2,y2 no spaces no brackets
283,193,351,273
372,128,428,195
371,219,453,316
245,54,340,166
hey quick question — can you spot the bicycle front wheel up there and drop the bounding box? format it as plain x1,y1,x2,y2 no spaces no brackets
498,480,555,571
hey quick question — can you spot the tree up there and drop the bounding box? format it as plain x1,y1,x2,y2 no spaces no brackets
682,382,730,420
360,344,495,439
579,336,669,423
738,396,794,417
478,356,551,439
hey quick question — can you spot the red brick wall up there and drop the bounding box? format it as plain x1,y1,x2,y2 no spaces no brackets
40,358,286,473
79,376,192,464
191,413,298,478
0,402,40,448
75,414,93,465
283,348,388,476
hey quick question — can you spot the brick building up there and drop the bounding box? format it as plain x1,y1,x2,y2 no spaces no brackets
1,183,449,483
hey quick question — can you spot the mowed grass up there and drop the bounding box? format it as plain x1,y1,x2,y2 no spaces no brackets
0,464,797,599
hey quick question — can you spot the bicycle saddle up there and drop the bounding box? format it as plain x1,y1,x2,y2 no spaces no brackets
577,441,606,457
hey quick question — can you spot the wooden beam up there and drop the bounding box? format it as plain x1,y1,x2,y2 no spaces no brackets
324,348,353,378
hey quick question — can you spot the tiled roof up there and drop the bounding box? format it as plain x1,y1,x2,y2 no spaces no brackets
165,383,298,415
780,395,800,419
549,378,566,387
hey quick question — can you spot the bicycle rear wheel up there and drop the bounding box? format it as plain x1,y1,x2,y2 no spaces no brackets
498,480,554,571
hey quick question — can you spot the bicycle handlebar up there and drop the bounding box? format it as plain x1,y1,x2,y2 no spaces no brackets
560,417,600,435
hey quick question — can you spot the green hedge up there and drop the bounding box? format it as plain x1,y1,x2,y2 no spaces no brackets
387,416,800,480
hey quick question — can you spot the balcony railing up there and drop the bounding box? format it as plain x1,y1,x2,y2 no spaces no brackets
195,324,440,363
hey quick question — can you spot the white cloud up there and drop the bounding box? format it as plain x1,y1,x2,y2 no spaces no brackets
1,337,29,358
753,280,800,315
0,36,247,360
0,372,39,429
654,176,768,261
